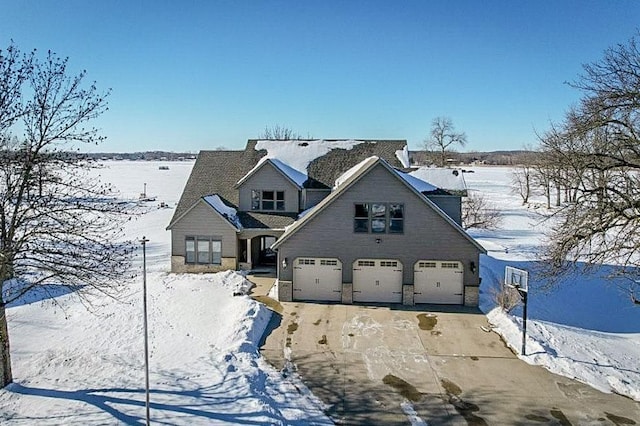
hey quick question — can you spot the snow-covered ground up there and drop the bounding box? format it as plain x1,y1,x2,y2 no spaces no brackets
466,166,640,401
1,161,639,425
0,161,331,425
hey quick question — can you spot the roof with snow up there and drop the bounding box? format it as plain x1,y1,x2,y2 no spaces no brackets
273,156,485,252
409,166,467,193
203,195,243,229
169,139,407,229
236,157,308,188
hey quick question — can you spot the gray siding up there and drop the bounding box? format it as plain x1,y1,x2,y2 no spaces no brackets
237,163,300,212
171,201,237,257
425,194,462,226
276,163,481,287
303,189,331,210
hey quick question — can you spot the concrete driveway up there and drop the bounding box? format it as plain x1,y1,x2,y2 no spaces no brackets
255,289,640,425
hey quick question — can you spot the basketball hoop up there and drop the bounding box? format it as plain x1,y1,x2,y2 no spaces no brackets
504,266,529,356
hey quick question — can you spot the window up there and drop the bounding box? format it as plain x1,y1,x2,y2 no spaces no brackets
441,262,459,269
320,259,338,266
354,203,404,234
298,258,315,265
419,261,437,268
251,190,285,211
380,261,398,267
389,204,404,233
371,203,386,234
354,203,369,233
185,236,222,265
357,260,376,267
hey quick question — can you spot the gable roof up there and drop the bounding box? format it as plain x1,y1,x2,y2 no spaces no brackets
170,139,408,228
272,157,486,253
235,157,307,189
167,195,241,231
169,149,261,227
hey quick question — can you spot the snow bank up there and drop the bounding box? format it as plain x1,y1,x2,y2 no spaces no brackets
255,139,367,174
467,166,640,401
0,161,331,425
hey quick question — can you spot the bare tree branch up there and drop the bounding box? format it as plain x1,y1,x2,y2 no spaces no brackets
424,117,467,167
0,44,135,387
539,33,640,304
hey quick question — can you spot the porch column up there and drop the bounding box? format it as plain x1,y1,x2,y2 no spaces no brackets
246,237,252,266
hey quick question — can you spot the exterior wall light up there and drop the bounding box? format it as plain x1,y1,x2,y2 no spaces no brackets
470,261,476,274
282,257,288,269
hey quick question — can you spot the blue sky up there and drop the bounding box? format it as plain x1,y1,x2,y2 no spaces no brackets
2,1,639,152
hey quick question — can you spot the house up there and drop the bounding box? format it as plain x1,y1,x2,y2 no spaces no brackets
167,139,486,306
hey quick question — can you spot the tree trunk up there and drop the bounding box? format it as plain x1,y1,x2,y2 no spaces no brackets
0,304,12,387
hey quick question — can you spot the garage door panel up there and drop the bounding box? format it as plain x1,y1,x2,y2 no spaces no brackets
293,258,342,301
352,259,403,303
414,261,463,304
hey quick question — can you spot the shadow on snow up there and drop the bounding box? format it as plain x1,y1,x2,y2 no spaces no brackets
480,254,640,333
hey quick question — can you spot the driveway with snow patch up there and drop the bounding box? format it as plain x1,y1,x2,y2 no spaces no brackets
260,300,640,425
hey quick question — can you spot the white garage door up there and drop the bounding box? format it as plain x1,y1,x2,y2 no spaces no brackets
414,261,464,304
293,258,342,301
352,259,403,303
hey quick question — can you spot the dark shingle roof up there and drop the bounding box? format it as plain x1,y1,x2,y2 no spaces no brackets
237,211,298,229
169,149,262,226
169,139,407,229
306,140,406,188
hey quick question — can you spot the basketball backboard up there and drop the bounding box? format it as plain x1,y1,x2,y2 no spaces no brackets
505,266,528,293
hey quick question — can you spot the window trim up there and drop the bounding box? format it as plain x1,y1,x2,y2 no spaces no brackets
185,236,222,265
353,202,404,234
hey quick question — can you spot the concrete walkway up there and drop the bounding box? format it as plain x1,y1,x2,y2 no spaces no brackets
250,276,640,424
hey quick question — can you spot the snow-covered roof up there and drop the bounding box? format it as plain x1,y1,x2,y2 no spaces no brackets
203,195,242,229
274,156,485,253
334,156,377,189
409,166,467,192
395,146,410,168
269,158,307,187
255,139,370,175
396,171,437,193
334,156,437,193
236,157,308,188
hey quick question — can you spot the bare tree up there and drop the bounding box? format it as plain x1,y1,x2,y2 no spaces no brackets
259,124,311,140
511,149,537,205
541,34,640,304
0,45,135,386
461,191,502,230
424,117,467,167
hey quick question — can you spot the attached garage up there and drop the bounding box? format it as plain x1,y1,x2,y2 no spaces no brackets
352,259,403,303
292,257,342,301
413,261,464,304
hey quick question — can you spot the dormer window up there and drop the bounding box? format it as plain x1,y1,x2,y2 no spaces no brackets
252,190,285,211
